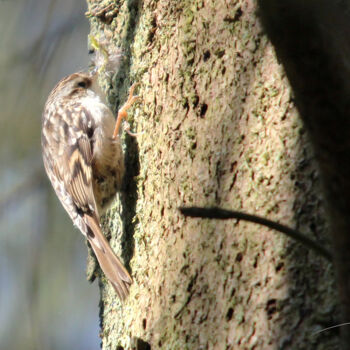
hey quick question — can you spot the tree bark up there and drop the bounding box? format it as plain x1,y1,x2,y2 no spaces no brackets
259,1,350,348
86,0,339,348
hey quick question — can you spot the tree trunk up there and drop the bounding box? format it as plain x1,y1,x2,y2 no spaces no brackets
259,1,350,348
86,0,339,349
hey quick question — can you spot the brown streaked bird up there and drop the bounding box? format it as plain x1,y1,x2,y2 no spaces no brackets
41,71,139,300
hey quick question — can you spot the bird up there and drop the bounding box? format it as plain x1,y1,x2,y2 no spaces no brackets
41,70,139,300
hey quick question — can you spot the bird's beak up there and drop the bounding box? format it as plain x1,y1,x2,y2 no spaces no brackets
90,67,98,77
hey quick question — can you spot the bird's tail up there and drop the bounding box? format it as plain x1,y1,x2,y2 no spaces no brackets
84,214,132,300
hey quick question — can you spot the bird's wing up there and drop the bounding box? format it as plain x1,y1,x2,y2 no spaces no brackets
61,134,96,213
43,104,97,216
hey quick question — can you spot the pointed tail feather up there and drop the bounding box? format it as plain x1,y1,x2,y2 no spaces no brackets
84,214,132,300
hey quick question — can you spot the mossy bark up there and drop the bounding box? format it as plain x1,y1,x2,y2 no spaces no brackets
86,0,339,349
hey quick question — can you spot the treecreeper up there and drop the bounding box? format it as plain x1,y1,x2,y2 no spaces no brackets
41,44,139,300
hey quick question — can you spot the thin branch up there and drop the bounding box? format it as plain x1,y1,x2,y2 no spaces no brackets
179,206,332,262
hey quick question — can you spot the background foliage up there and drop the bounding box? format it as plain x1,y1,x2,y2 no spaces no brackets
0,1,100,349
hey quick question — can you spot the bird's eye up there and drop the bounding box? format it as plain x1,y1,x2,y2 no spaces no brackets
77,81,87,88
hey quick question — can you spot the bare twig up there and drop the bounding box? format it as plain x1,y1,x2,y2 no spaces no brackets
179,206,332,262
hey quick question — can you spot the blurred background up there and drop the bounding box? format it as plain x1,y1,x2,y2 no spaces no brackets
0,0,101,349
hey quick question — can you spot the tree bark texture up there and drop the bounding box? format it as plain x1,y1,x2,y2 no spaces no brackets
259,1,350,348
86,0,339,349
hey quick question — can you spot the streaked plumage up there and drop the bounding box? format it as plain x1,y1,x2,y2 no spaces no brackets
41,72,132,300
